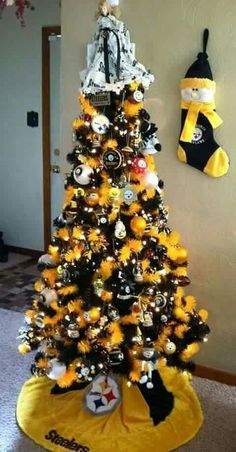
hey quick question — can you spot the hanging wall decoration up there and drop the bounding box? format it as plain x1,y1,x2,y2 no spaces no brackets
0,0,34,26
178,29,229,177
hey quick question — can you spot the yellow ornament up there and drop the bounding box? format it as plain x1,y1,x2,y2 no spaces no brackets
84,307,101,323
130,216,147,236
175,246,188,264
18,343,31,354
34,280,45,293
108,187,120,204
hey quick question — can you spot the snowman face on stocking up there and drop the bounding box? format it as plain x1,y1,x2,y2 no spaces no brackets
181,84,215,103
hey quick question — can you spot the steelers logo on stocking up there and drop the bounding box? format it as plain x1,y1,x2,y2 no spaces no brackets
177,29,229,177
84,374,121,415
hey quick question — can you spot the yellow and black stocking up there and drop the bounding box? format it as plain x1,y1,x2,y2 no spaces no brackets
178,29,229,177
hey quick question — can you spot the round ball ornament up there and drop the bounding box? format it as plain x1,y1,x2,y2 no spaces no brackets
76,187,85,197
154,293,167,309
130,216,147,236
73,164,93,185
164,341,176,355
132,157,147,174
103,149,122,169
175,246,188,264
91,114,110,135
85,189,99,206
39,288,58,307
46,358,66,380
143,171,159,188
98,214,108,226
117,280,134,300
133,90,144,103
37,254,55,270
84,307,101,323
161,314,168,323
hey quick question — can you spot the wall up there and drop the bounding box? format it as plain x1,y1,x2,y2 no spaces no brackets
0,0,60,251
60,0,236,373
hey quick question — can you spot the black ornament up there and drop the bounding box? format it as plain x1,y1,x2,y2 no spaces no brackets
154,293,167,309
109,348,124,366
103,149,122,169
117,280,134,300
107,305,120,321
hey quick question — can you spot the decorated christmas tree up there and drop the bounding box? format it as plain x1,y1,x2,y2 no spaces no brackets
17,1,210,450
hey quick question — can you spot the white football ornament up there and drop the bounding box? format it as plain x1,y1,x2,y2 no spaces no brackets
46,358,67,380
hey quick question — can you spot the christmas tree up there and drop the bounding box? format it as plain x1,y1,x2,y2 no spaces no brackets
19,0,209,407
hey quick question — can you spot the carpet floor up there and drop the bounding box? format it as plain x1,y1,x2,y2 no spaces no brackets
0,259,38,312
0,262,236,451
0,253,32,271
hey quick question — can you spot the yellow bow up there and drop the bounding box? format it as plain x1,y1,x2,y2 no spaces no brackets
180,100,223,143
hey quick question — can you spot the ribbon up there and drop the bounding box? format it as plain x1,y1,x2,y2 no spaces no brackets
102,27,121,83
180,100,223,143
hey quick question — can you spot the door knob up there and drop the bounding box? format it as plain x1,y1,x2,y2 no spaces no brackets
51,165,61,173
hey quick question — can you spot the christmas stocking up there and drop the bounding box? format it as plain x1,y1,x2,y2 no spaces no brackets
177,29,229,177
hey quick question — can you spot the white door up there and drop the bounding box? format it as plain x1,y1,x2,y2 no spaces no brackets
49,34,63,234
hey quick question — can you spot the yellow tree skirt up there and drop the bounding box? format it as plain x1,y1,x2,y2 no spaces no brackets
16,367,203,452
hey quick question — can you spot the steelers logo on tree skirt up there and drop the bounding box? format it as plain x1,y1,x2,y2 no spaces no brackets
16,367,203,452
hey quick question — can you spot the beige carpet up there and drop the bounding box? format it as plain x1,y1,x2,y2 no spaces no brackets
0,307,235,452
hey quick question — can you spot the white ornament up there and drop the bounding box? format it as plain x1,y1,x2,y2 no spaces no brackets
91,114,110,135
164,341,176,355
40,288,58,307
73,164,93,185
46,358,66,380
133,90,144,103
143,171,159,188
38,253,54,267
115,220,126,239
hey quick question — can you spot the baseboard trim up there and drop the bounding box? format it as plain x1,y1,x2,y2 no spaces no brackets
194,364,236,386
7,245,43,258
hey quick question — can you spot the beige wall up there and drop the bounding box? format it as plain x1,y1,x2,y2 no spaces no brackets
61,0,236,373
0,0,60,251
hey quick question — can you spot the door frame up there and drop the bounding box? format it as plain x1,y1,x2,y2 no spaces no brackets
42,26,61,251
